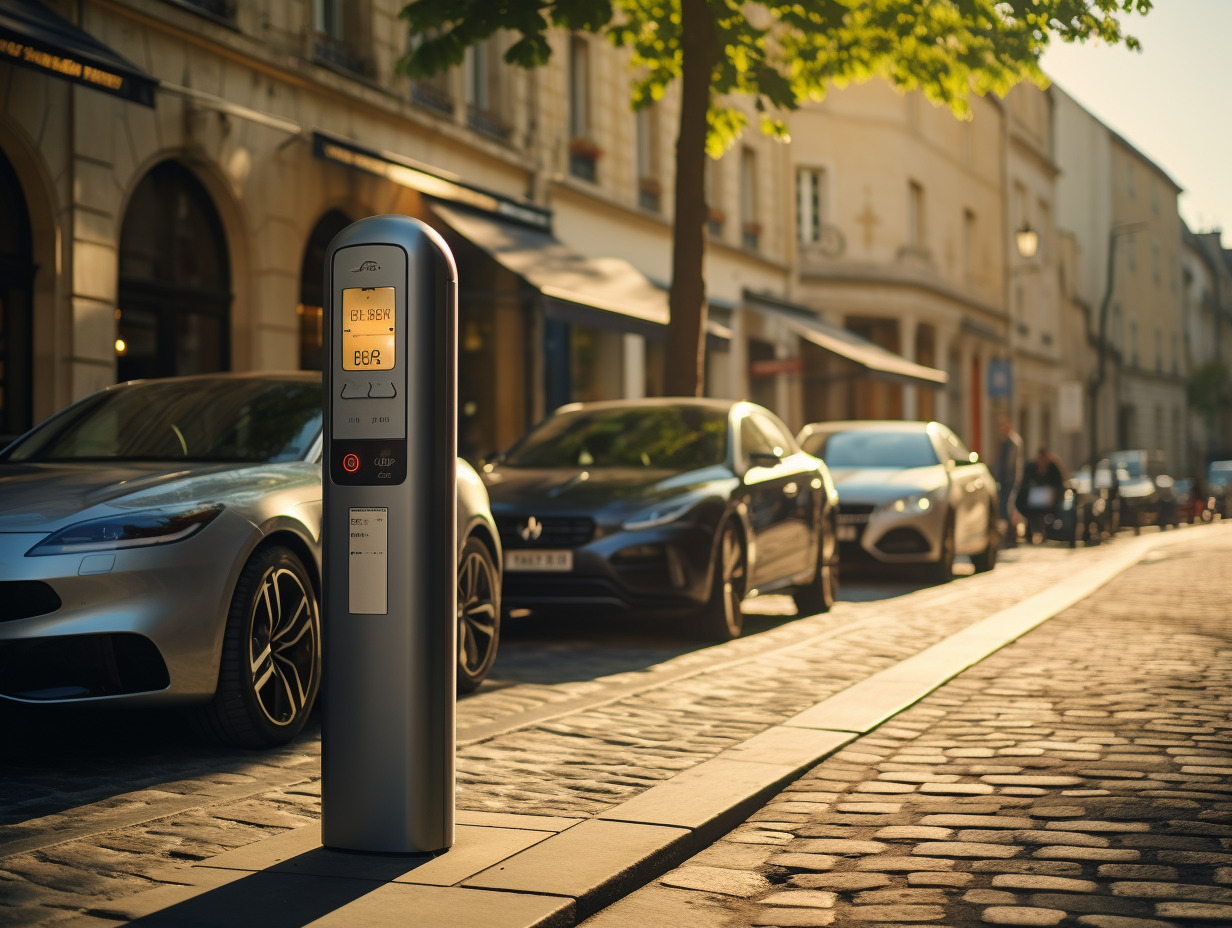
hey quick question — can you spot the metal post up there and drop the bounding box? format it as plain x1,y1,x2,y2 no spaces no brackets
320,216,458,853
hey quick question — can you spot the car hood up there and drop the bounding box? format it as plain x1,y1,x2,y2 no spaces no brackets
826,465,948,504
481,465,732,518
0,461,321,532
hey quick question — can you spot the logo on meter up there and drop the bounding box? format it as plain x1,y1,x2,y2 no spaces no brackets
342,453,361,473
351,260,381,273
519,516,544,542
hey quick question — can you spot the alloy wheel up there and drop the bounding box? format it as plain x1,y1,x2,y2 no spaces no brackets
458,545,499,681
248,565,316,727
718,524,747,636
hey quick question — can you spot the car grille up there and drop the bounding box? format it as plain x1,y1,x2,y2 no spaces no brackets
875,527,930,555
496,515,595,549
0,581,62,623
837,504,875,525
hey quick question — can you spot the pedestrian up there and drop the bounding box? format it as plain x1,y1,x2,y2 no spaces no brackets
993,417,1023,547
1017,446,1066,543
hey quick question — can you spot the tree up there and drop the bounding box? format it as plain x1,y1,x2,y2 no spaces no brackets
399,0,1151,398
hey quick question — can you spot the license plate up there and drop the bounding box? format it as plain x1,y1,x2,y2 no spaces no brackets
837,525,859,542
505,549,574,572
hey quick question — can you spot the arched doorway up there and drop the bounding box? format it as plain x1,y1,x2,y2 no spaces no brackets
117,161,231,382
0,147,34,440
297,209,352,370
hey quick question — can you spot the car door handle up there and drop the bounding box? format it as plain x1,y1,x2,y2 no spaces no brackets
783,482,799,498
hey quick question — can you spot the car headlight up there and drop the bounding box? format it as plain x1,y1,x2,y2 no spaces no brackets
622,493,708,531
26,505,225,556
876,493,934,516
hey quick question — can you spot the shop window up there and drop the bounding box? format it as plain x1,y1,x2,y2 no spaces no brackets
0,146,32,441
117,161,230,383
298,210,353,371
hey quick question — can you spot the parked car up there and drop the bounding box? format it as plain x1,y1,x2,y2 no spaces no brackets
481,399,839,640
1054,459,1121,544
0,373,502,747
796,420,999,582
1109,450,1163,533
1208,460,1232,518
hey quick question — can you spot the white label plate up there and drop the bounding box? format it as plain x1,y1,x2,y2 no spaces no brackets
837,525,859,542
349,507,388,614
505,549,573,572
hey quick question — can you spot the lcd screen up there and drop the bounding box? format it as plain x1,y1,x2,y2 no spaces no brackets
341,287,396,371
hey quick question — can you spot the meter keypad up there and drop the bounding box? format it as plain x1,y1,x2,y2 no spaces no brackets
331,439,407,486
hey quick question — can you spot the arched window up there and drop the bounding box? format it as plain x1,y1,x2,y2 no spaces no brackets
298,209,352,370
0,147,33,440
117,161,230,382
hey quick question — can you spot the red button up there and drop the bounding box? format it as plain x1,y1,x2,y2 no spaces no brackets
342,453,361,473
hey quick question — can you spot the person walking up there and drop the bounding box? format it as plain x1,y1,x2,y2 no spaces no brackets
993,417,1023,547
1017,446,1066,543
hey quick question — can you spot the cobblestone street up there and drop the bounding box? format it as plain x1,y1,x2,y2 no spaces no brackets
584,538,1232,927
1,528,1228,928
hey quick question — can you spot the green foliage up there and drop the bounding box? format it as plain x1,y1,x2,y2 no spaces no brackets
399,0,1152,155
1188,360,1232,417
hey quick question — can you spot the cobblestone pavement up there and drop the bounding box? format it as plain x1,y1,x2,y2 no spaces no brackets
0,530,1216,927
582,535,1232,927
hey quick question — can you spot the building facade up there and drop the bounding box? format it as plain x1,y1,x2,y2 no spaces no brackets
1,0,1213,474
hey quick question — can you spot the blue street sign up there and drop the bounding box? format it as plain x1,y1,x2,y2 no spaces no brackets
987,359,1013,398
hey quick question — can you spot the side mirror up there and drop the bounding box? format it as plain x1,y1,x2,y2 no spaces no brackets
747,451,782,469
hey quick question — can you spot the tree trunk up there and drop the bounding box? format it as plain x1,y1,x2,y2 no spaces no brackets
662,0,715,398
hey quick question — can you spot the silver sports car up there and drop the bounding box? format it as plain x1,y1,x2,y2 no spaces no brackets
0,373,501,746
797,420,999,582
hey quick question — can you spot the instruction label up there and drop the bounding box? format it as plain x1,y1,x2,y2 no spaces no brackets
348,507,388,614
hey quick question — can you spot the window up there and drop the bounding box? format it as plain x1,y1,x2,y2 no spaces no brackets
740,147,760,249
1152,240,1160,286
796,168,824,244
464,40,509,140
636,105,661,211
409,30,454,114
1129,319,1138,366
1171,332,1178,374
705,159,724,238
962,208,976,279
313,0,370,76
908,180,925,252
1156,325,1162,372
1127,160,1136,198
1126,235,1137,272
567,37,596,181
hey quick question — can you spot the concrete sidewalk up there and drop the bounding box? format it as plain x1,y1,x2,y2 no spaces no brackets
26,525,1228,928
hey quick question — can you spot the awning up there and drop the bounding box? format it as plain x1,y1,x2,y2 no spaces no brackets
0,1,157,107
430,202,669,333
744,291,948,388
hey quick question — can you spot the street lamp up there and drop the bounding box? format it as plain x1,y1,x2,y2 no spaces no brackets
1015,223,1039,259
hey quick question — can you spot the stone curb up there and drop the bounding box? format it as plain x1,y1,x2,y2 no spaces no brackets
64,528,1213,928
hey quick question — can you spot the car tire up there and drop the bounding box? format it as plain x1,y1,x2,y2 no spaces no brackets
794,516,838,615
970,513,998,573
691,520,746,641
926,513,956,584
457,535,500,694
193,545,320,748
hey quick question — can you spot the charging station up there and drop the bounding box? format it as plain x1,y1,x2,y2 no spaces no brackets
320,215,457,854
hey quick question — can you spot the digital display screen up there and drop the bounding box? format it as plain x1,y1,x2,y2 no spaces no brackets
341,287,396,371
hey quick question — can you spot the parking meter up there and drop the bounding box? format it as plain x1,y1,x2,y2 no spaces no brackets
320,216,457,854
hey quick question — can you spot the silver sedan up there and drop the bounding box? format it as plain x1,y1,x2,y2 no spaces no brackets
796,420,999,582
0,373,501,746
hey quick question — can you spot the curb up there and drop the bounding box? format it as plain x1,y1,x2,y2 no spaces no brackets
64,527,1218,928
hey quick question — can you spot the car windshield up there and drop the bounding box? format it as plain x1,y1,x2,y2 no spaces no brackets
1210,465,1232,487
504,405,729,470
3,379,322,464
805,430,939,469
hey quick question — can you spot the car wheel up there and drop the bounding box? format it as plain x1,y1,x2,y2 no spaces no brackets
194,545,320,748
926,513,956,584
970,513,998,572
691,521,746,641
457,535,500,694
794,516,838,615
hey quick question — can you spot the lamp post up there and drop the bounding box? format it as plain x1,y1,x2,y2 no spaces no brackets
1015,223,1039,260
1088,222,1147,466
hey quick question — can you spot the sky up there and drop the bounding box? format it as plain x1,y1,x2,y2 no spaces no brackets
1038,0,1232,247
